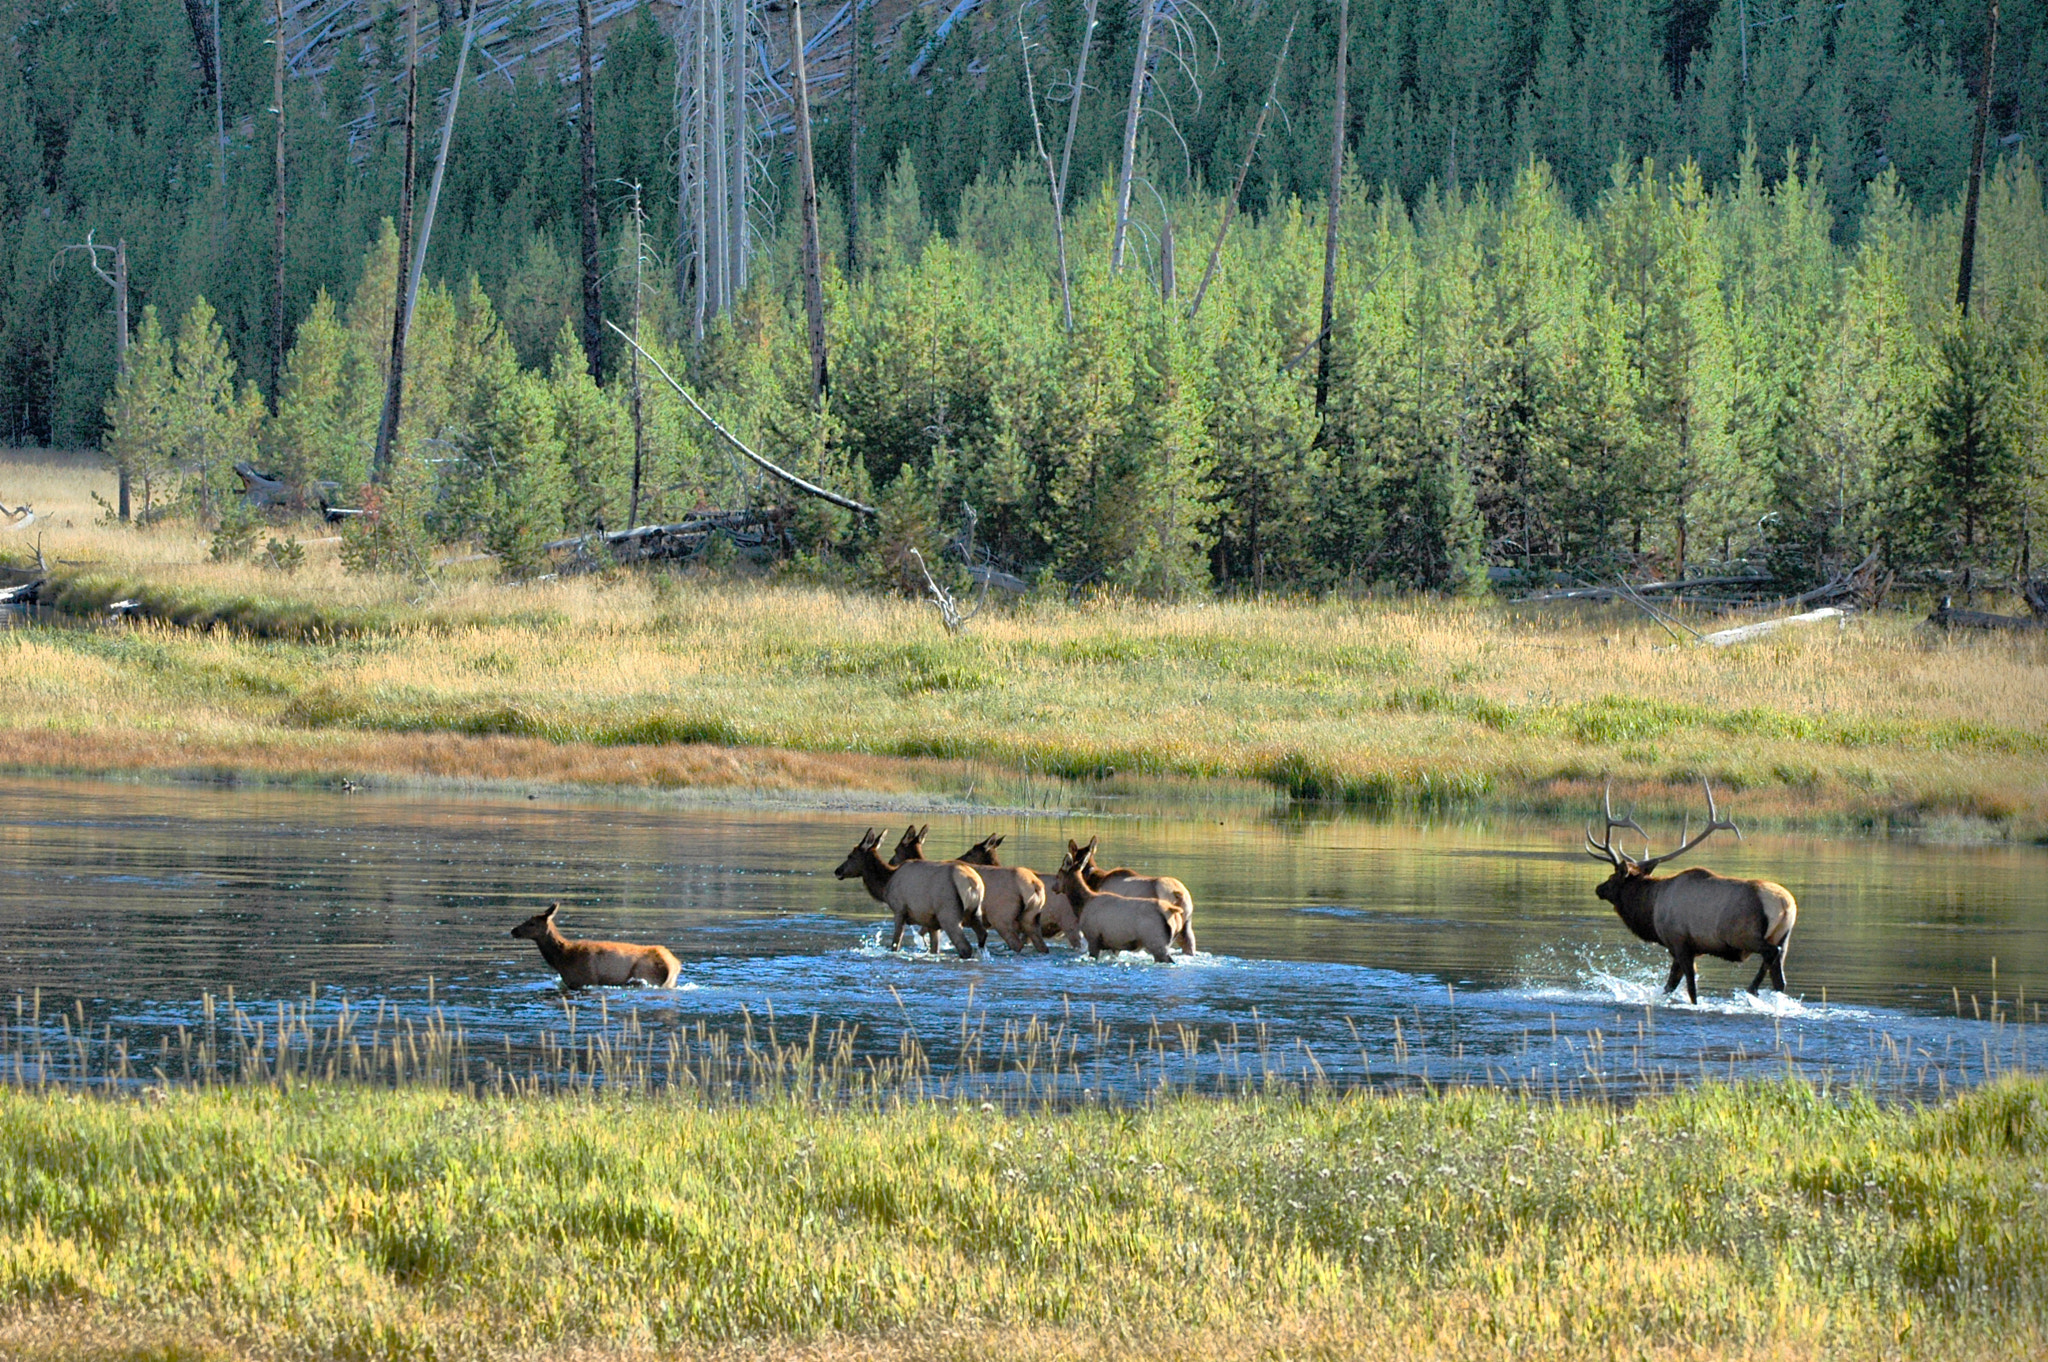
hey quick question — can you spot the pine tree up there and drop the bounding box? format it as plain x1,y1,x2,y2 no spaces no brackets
103,305,178,522
168,296,255,525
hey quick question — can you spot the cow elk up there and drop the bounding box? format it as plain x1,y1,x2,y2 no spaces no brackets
836,827,987,958
1053,842,1179,963
1068,836,1197,954
895,827,1048,954
1586,780,1797,1004
509,903,682,987
957,834,1083,950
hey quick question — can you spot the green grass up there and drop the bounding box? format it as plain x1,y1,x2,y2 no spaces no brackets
0,1078,2041,1360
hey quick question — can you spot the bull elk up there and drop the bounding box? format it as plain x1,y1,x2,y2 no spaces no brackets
1586,780,1797,1004
509,903,682,987
836,828,987,959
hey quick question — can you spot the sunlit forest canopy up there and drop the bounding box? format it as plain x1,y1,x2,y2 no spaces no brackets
4,0,2044,598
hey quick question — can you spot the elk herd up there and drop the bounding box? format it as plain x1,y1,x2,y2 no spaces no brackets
512,780,1799,1004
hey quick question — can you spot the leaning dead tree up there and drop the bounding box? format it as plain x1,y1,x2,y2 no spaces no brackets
577,0,604,379
1188,10,1293,317
1314,0,1349,422
61,231,132,520
675,0,760,337
791,0,828,405
1110,1,1214,276
371,3,421,484
1017,1,1075,332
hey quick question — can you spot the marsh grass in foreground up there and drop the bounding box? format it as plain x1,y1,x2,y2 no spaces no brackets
0,1077,2042,1361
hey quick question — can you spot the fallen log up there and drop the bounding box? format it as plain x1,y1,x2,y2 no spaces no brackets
0,578,40,606
1,502,34,531
545,510,784,567
1699,607,1846,647
1927,598,2044,631
233,461,339,510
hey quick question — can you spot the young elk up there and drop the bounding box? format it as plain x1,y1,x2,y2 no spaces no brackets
1586,780,1797,1003
1053,842,1178,963
509,903,682,988
836,828,987,959
894,827,1047,954
1068,837,1197,954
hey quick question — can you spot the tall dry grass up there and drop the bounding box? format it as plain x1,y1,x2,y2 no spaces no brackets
5,449,2046,830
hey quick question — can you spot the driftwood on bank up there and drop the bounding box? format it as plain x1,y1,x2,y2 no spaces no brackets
1,502,34,531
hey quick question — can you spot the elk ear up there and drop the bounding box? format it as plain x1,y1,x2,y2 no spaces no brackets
545,902,559,917
988,835,1004,849
1084,835,1099,854
917,823,929,840
1068,839,1080,854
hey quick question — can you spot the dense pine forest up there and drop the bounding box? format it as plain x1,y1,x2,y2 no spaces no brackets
4,0,2045,594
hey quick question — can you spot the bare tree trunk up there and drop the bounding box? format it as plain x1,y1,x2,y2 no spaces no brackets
845,0,863,274
677,1,709,337
1956,0,2000,317
1057,0,1098,208
726,0,750,302
578,0,603,380
1017,3,1073,332
629,182,646,526
1110,0,1156,274
211,0,226,189
1315,0,1349,420
1160,214,1175,301
372,3,420,484
272,0,287,396
115,239,131,522
406,0,474,325
709,3,730,316
792,0,828,405
1190,12,1294,318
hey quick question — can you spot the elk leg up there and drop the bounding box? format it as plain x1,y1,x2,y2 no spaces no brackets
889,909,909,951
1662,956,1687,997
1751,941,1788,995
940,909,976,960
1176,919,1198,955
1683,957,1699,1005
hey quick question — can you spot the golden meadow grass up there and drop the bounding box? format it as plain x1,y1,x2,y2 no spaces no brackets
0,1077,2042,1361
4,447,2047,832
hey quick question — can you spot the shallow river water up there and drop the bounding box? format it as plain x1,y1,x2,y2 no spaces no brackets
0,776,2041,1103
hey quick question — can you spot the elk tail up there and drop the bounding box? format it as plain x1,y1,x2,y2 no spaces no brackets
1764,886,1797,946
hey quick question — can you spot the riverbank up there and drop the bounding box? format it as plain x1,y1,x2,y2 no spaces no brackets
5,451,2047,838
1,1077,2043,1361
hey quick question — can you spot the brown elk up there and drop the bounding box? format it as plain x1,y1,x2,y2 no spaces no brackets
836,828,987,958
892,827,1047,953
1067,836,1197,954
956,834,1083,950
1052,843,1178,963
509,903,682,987
1586,780,1797,1003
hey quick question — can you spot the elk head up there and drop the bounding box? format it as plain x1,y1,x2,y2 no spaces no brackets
1586,778,1741,903
890,824,929,865
834,828,887,880
960,834,1005,866
510,903,562,940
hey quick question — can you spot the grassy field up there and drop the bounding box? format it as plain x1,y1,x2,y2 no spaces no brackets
0,1077,2041,1361
5,448,2047,834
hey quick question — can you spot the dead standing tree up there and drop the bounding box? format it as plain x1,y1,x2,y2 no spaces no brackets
675,0,759,339
792,0,828,405
371,3,421,485
578,0,604,379
1314,0,1348,424
61,232,132,520
1109,1,1215,277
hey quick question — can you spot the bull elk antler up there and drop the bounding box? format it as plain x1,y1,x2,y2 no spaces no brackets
1585,779,1650,867
1636,779,1742,872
